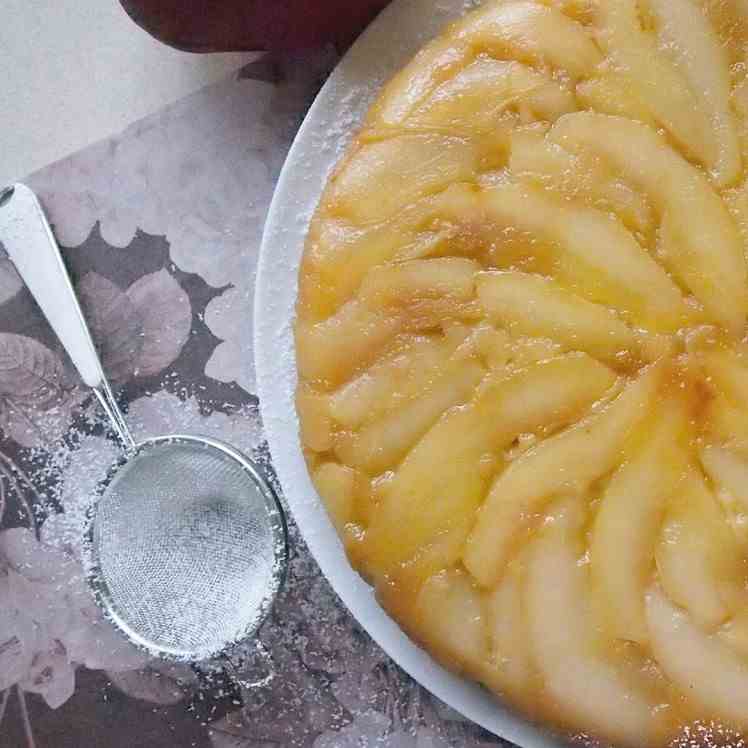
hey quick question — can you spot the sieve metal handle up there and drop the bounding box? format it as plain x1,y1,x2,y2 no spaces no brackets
0,184,136,450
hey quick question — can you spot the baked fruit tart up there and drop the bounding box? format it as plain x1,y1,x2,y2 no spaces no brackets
294,0,748,744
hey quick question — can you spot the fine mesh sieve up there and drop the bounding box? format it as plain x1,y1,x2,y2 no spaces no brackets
87,435,286,660
0,183,288,662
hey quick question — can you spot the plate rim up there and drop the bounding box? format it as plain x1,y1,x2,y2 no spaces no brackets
254,2,561,744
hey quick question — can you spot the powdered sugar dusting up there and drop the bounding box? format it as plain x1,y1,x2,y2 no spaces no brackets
671,722,747,748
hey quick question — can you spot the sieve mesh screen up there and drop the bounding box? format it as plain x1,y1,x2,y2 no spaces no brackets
89,438,285,661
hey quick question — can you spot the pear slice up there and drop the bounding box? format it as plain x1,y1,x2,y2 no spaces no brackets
482,559,534,701
412,568,488,673
300,183,481,319
298,257,480,387
480,181,692,333
329,329,471,430
655,467,746,628
526,498,670,747
700,444,748,544
648,0,741,186
594,0,717,175
296,300,401,387
647,587,748,729
312,462,361,534
509,127,654,236
575,73,656,129
334,357,484,474
477,270,640,364
590,394,690,644
324,133,478,224
405,58,575,134
550,113,747,333
451,0,602,80
367,35,472,128
360,353,615,571
464,361,665,587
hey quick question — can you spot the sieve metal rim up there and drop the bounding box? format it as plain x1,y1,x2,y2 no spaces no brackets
82,433,289,663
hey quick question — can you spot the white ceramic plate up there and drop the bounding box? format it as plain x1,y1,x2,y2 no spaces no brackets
255,2,560,744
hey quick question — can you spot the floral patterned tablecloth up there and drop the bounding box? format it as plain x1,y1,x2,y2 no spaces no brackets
0,53,510,748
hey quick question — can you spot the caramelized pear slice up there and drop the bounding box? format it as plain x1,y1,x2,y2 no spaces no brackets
655,467,746,628
464,361,664,587
451,0,602,80
405,58,575,133
477,270,640,364
550,113,747,333
481,181,692,333
594,0,717,175
361,354,615,571
647,588,748,728
649,0,741,186
590,394,690,644
526,498,671,747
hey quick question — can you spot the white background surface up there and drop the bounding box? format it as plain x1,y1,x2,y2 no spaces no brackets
0,0,251,186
